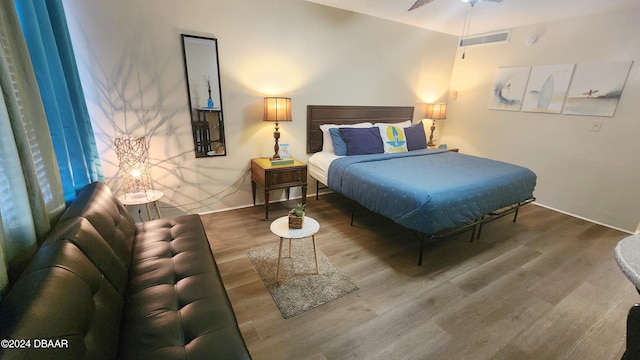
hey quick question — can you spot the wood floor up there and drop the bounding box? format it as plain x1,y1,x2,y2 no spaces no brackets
201,193,637,360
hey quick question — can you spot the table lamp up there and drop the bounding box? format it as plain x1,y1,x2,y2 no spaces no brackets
425,103,447,147
263,97,292,160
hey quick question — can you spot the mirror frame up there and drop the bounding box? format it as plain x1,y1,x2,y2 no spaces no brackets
181,34,226,157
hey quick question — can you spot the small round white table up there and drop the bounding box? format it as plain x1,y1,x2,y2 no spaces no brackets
269,216,320,282
118,190,164,221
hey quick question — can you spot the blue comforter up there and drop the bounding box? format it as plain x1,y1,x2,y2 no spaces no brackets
327,149,537,234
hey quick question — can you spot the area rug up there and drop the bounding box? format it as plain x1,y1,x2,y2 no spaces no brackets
247,240,358,319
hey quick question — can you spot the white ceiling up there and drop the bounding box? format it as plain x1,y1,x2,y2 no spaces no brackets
304,0,640,36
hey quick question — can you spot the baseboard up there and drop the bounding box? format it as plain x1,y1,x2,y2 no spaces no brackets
532,202,634,235
197,195,307,216
196,196,635,236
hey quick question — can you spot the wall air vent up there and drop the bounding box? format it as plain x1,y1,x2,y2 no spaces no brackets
459,30,511,47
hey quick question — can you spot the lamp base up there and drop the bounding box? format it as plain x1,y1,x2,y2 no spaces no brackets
427,120,436,147
271,122,282,160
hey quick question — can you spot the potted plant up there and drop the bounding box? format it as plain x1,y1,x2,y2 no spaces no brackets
288,203,305,229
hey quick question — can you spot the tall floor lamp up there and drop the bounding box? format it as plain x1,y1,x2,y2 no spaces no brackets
114,136,152,198
114,136,163,220
263,97,292,160
425,103,447,147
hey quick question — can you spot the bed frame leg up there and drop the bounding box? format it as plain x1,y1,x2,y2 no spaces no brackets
513,203,521,223
316,180,320,200
418,237,425,266
470,224,477,242
350,200,357,226
473,216,485,241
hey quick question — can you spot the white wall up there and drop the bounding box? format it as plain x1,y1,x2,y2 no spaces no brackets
63,0,639,233
443,7,640,233
62,0,457,218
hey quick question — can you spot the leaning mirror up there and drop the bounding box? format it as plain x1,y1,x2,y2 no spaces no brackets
181,34,226,157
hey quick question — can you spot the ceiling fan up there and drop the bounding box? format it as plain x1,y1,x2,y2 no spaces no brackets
409,0,503,11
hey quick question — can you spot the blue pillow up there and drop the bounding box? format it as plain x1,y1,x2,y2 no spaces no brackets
339,127,383,155
328,128,348,156
404,122,427,151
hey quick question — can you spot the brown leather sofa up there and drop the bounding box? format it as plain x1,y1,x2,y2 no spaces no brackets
0,182,251,359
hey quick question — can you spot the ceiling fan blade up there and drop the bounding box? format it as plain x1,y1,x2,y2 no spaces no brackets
485,0,504,2
408,0,435,11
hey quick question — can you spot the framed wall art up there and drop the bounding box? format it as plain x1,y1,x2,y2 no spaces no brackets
521,64,574,114
488,66,531,111
563,61,633,117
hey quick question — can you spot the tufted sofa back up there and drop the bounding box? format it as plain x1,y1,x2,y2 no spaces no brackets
0,182,251,359
0,182,135,359
58,182,135,269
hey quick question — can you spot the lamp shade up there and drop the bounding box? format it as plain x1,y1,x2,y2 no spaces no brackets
264,97,292,122
425,103,447,120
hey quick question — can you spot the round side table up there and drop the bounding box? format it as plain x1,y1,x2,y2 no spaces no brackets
118,190,164,221
269,216,320,282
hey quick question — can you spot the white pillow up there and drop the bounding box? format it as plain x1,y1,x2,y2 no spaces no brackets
319,122,373,154
378,123,408,154
373,120,412,129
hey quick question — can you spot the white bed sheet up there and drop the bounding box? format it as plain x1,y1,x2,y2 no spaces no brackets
308,151,341,185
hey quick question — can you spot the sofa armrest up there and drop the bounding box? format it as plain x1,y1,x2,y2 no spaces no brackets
0,240,123,359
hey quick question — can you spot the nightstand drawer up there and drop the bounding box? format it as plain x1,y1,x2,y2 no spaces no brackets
266,168,307,186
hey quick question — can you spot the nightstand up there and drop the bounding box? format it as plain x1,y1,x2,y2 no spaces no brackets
251,158,307,219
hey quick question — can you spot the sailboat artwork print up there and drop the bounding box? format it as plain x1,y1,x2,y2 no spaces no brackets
522,64,575,114
563,61,632,117
488,66,530,111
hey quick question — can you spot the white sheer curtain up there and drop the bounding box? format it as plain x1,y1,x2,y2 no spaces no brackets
0,0,65,291
0,220,6,293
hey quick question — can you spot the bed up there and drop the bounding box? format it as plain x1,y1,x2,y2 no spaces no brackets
306,105,537,265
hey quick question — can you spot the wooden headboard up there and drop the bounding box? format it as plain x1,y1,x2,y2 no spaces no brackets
306,105,415,153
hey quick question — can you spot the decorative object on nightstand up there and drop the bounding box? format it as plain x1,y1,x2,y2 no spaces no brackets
288,203,305,229
429,143,459,152
279,143,291,158
264,97,292,164
251,157,307,220
425,103,447,147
